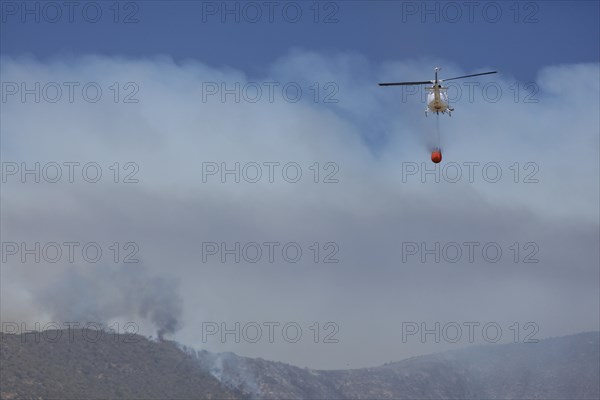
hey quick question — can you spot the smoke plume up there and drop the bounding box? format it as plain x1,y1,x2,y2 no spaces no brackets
34,264,183,339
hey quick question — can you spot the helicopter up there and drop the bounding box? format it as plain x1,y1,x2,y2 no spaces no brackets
378,67,497,117
379,67,497,163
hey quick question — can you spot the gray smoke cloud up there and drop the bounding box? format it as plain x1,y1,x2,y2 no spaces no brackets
1,54,598,368
34,264,182,339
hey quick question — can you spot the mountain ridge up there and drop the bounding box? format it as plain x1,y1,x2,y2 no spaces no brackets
1,330,598,399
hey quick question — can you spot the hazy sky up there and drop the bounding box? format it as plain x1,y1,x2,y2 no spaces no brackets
1,1,599,369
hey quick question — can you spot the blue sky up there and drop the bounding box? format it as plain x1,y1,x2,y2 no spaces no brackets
2,1,598,80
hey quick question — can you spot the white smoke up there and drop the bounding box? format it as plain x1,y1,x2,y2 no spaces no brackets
34,264,183,339
1,53,598,368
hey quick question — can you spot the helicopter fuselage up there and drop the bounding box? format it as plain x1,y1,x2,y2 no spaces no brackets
426,84,451,115
378,67,496,118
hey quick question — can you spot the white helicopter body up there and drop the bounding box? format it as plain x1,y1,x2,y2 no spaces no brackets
379,67,497,117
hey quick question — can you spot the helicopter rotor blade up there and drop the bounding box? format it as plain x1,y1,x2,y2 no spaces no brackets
442,71,497,82
378,81,432,86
